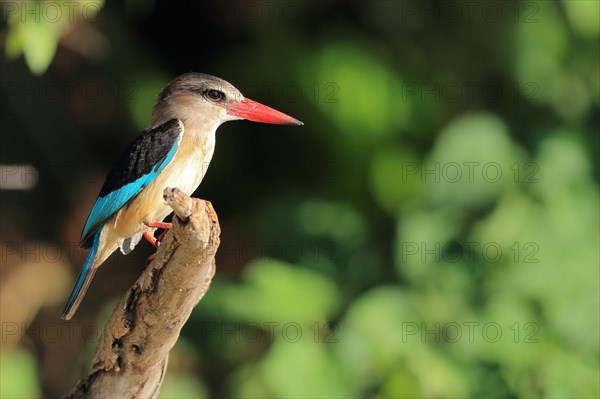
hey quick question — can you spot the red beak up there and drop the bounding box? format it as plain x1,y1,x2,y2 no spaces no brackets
226,98,303,126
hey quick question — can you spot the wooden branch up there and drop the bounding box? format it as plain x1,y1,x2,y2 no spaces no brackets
63,187,220,399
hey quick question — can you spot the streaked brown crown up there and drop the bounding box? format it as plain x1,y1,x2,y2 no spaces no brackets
156,72,243,105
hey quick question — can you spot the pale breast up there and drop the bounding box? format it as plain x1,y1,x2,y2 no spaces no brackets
111,126,216,241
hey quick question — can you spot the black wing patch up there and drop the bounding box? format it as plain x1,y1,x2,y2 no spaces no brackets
98,119,182,196
80,118,183,248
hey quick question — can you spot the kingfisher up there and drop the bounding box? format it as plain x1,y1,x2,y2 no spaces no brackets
61,73,302,320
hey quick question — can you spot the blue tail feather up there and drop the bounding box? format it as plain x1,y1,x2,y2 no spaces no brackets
61,229,102,320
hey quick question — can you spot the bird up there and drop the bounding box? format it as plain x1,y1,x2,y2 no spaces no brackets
61,72,302,320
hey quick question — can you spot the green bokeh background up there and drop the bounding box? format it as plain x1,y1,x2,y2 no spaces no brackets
1,1,598,398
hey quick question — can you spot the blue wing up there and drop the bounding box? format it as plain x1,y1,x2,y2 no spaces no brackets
80,119,183,247
61,228,102,320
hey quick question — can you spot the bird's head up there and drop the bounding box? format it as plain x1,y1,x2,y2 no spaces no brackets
151,73,302,128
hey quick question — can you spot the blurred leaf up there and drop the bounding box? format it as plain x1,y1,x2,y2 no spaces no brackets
511,1,595,121
369,146,421,213
562,0,600,39
512,1,568,92
537,346,600,397
295,199,365,246
259,338,355,398
335,287,416,385
5,24,23,59
336,287,470,397
395,207,465,283
0,348,40,399
408,346,469,398
230,365,270,399
534,130,594,195
231,337,355,398
215,259,341,325
10,16,60,75
424,112,519,209
299,42,411,150
3,0,105,75
379,365,420,398
159,374,208,399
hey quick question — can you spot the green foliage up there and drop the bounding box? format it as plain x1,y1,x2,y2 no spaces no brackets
159,374,208,399
0,348,40,398
302,42,412,148
207,259,342,324
4,0,104,75
5,12,61,75
1,1,598,398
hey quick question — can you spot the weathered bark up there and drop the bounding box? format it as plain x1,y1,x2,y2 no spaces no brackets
63,187,220,399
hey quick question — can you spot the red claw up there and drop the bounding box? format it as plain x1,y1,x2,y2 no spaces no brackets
144,221,172,229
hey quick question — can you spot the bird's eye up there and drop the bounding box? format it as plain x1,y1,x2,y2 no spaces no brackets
205,89,225,102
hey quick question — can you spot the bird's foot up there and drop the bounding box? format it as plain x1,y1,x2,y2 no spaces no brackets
143,232,158,248
144,221,171,246
144,221,172,230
